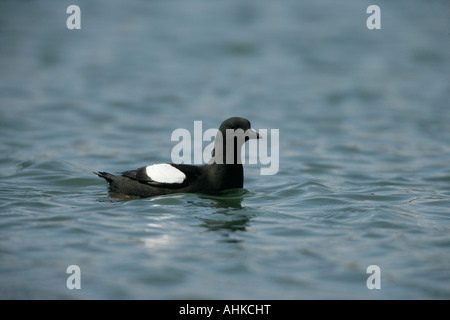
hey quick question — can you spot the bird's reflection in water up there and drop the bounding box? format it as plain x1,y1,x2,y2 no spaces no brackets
190,189,255,241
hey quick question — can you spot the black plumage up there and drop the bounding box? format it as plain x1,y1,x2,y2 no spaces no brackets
95,117,260,198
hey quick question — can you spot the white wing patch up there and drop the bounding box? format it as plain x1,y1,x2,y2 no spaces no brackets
145,164,186,184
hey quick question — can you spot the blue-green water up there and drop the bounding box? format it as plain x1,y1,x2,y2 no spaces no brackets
1,0,449,299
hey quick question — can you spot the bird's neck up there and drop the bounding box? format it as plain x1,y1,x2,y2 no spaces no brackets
208,136,243,165
204,135,245,190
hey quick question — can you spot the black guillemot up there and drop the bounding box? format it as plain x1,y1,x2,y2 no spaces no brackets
95,117,261,198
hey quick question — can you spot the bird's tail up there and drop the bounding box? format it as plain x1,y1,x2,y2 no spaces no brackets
94,171,114,183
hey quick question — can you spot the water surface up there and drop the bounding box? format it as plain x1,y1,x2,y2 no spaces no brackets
0,0,449,299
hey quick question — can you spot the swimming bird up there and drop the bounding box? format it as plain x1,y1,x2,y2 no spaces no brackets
95,117,261,198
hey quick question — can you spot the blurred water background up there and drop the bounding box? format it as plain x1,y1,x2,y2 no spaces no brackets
0,0,449,299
